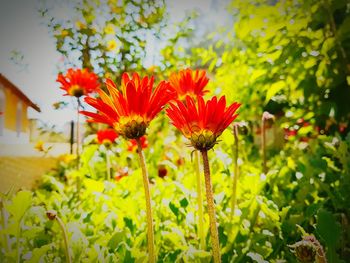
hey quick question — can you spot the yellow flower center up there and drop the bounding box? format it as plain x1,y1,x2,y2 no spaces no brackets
114,115,147,139
102,139,113,148
68,85,84,97
107,39,118,51
190,129,217,151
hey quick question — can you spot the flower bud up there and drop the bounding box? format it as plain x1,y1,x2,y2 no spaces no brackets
289,240,316,263
46,210,57,221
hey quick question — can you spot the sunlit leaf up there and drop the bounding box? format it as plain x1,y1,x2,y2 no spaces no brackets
5,191,32,223
265,81,285,102
24,244,51,263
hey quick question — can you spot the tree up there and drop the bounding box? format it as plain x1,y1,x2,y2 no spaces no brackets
39,0,182,83
192,0,350,135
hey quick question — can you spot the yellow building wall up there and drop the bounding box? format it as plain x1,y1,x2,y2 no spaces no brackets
3,88,29,132
22,104,28,132
4,88,17,130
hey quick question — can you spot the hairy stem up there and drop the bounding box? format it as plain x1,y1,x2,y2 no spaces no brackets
56,216,72,263
76,98,81,199
194,150,205,250
201,150,221,263
76,98,81,162
136,138,155,263
231,124,239,218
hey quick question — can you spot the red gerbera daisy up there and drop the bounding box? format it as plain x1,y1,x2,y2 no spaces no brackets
167,95,241,151
127,135,148,152
169,68,209,99
80,72,175,139
57,68,100,97
96,129,118,146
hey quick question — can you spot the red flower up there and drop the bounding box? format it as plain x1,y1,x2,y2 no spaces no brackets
158,164,168,178
284,128,297,139
115,167,129,181
57,68,100,97
127,135,148,152
169,69,209,99
167,95,241,151
96,129,118,145
80,72,175,139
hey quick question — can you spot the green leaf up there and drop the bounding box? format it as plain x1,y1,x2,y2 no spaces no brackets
24,244,51,263
179,198,188,208
322,157,341,172
124,217,134,234
169,202,179,216
5,191,32,222
81,144,99,165
162,228,186,249
298,126,314,136
338,16,350,41
265,81,284,102
184,246,211,260
108,230,125,251
247,252,268,263
316,209,341,247
84,178,104,193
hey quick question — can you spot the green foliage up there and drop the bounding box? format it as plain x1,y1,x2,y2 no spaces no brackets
188,0,350,136
316,209,342,263
2,127,349,261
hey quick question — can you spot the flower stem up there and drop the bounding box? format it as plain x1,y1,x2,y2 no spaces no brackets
261,116,267,174
76,98,81,199
231,124,239,218
201,150,221,263
194,150,205,250
76,98,81,162
136,138,155,263
16,222,20,263
56,216,72,263
106,149,111,180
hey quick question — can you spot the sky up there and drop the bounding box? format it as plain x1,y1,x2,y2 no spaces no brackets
0,0,230,130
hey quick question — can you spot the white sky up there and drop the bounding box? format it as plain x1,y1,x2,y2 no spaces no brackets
0,0,230,129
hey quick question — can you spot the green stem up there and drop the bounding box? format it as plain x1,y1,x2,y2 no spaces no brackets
136,138,155,263
106,149,111,180
56,215,72,263
0,201,9,253
76,98,81,199
261,116,267,174
231,124,239,218
76,98,81,163
201,150,221,263
16,221,21,263
194,150,205,250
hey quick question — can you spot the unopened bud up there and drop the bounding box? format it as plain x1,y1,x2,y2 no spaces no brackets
46,210,57,221
262,111,274,121
289,239,316,263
